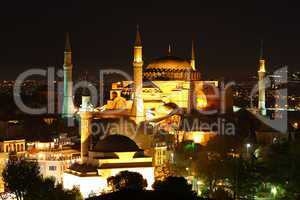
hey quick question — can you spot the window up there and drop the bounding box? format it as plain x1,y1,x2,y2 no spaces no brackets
49,166,57,171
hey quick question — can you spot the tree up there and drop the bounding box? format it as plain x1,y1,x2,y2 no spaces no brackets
2,159,83,200
152,176,197,200
25,177,83,200
107,171,147,191
195,135,260,199
2,159,40,200
261,139,300,199
229,157,260,200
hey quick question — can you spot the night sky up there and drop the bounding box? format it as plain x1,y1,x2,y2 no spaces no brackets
0,0,299,80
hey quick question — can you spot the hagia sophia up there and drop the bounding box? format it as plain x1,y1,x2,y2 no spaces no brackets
60,27,238,197
0,25,278,198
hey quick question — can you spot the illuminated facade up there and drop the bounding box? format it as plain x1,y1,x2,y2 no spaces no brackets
63,97,154,198
104,27,220,124
61,28,235,197
0,139,26,155
60,27,225,124
178,131,216,145
63,134,154,198
27,148,80,184
153,141,172,167
0,153,8,193
26,136,80,184
0,139,26,192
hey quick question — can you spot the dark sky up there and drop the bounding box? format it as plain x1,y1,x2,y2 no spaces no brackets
0,0,299,80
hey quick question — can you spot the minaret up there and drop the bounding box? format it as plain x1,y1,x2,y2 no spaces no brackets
79,109,93,164
258,40,266,116
62,32,74,118
188,40,196,112
190,40,196,71
131,25,144,124
79,76,94,164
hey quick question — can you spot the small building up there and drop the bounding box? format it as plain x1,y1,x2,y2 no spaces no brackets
0,139,26,155
26,134,80,184
0,153,8,193
0,138,25,193
63,135,154,198
27,148,80,184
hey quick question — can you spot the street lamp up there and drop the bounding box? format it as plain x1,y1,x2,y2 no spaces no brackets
246,143,251,155
271,186,277,197
185,167,191,177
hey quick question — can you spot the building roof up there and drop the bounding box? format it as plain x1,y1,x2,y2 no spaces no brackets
93,135,141,153
99,162,152,169
146,55,192,70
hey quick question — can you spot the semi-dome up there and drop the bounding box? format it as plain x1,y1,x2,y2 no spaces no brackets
93,135,140,152
146,55,192,70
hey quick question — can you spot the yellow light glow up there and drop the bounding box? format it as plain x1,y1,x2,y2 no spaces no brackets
259,59,266,72
293,122,298,129
63,173,107,198
196,91,207,109
193,132,204,144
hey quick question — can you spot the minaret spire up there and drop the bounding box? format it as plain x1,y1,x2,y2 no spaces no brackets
190,40,196,71
258,39,266,72
62,32,74,118
65,32,71,52
135,24,142,47
260,39,263,60
132,25,144,124
168,44,172,55
258,39,266,116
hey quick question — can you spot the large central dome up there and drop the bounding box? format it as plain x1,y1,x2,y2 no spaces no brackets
146,55,192,70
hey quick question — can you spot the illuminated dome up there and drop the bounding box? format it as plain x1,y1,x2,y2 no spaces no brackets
93,135,140,152
146,56,192,70
144,55,201,81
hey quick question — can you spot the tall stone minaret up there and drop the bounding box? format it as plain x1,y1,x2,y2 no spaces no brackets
190,40,196,71
131,25,144,124
79,91,93,164
258,40,266,116
188,40,196,112
62,32,74,118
